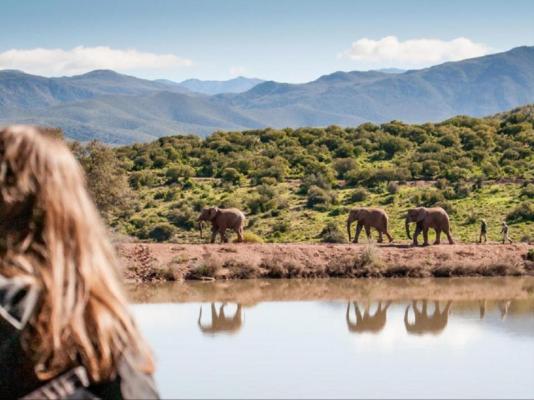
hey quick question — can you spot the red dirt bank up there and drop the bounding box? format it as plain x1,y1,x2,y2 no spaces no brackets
118,242,534,282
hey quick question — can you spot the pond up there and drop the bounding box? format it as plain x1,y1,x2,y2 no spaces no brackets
128,277,534,399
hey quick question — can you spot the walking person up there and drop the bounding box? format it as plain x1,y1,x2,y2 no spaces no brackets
479,219,488,243
0,126,159,399
501,221,512,244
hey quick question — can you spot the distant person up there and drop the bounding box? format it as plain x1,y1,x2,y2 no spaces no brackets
479,219,488,243
0,126,158,399
501,221,512,244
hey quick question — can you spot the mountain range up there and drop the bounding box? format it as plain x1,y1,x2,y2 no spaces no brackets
0,46,533,144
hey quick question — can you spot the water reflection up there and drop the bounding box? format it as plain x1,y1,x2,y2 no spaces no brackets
403,300,452,335
130,277,534,398
479,299,512,320
346,301,391,334
198,303,243,335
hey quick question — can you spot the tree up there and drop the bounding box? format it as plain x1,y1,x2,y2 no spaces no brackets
73,141,136,224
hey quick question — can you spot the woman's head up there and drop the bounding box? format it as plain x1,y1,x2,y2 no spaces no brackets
0,125,153,381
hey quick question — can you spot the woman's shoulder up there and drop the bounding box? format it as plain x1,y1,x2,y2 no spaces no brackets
0,274,40,331
90,351,159,399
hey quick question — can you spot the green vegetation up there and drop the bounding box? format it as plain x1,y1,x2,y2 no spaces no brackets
76,105,533,243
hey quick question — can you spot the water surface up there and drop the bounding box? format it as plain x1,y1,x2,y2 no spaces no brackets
129,277,534,399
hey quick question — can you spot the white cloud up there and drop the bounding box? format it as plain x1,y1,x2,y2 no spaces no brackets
340,36,490,68
0,46,193,76
229,66,247,76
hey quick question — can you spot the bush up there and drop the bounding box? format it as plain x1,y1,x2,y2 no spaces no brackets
333,158,357,179
272,220,291,233
306,185,336,210
506,202,534,223
349,188,369,202
238,232,264,243
319,221,346,243
167,207,196,230
520,184,534,199
148,223,177,242
221,167,244,185
299,173,332,194
387,181,399,194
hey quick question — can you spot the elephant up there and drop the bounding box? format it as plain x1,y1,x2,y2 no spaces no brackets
404,300,452,335
347,207,393,243
346,301,391,334
197,207,246,243
197,303,243,335
405,207,454,246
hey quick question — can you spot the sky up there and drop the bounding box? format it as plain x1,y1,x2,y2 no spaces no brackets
1,0,533,83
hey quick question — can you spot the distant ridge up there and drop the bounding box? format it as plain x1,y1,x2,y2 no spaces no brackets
1,46,533,144
173,76,265,95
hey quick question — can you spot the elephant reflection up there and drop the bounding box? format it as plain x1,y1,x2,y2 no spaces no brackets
404,300,452,335
198,303,243,335
478,300,512,320
346,301,391,334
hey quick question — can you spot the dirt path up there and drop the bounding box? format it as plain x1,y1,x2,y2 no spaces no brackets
118,242,534,282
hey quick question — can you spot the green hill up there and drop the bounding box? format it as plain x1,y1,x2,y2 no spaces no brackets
86,105,534,244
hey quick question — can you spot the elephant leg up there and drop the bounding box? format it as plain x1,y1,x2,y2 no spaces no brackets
377,230,384,243
219,228,227,243
364,225,372,243
446,229,455,244
435,229,442,244
385,230,394,243
422,227,429,246
210,229,217,244
236,227,244,243
413,224,422,246
354,223,363,243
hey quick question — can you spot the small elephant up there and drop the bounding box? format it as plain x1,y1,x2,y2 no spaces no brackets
197,207,246,243
347,207,393,243
198,303,243,335
405,207,454,246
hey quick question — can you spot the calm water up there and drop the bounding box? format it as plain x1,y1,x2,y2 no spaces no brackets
128,278,534,399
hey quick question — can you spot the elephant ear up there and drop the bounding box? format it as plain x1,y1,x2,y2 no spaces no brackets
416,208,427,222
209,207,219,220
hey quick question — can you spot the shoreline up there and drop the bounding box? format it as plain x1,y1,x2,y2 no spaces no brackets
118,242,534,282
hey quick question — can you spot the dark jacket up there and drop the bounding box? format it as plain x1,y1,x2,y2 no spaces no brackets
0,274,159,399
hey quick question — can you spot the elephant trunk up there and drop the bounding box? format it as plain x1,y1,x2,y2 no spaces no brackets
347,218,352,242
198,221,203,239
405,217,411,240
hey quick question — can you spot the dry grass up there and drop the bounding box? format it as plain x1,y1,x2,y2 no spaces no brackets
120,243,534,281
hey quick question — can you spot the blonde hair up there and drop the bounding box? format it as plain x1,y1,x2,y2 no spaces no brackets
0,126,153,382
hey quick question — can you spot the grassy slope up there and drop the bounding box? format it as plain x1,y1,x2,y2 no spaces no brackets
119,179,531,244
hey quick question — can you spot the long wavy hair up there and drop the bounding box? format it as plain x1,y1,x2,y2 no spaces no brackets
0,125,153,382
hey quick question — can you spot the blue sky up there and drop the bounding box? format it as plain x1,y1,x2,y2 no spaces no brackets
1,0,533,82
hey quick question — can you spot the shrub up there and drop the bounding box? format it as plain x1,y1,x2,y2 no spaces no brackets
320,221,346,243
520,184,534,199
148,223,177,242
387,181,399,194
167,207,196,230
186,254,221,280
527,249,534,261
220,167,244,185
506,202,534,223
299,173,332,194
272,220,291,233
306,185,336,210
349,188,369,202
238,231,264,243
333,158,357,179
